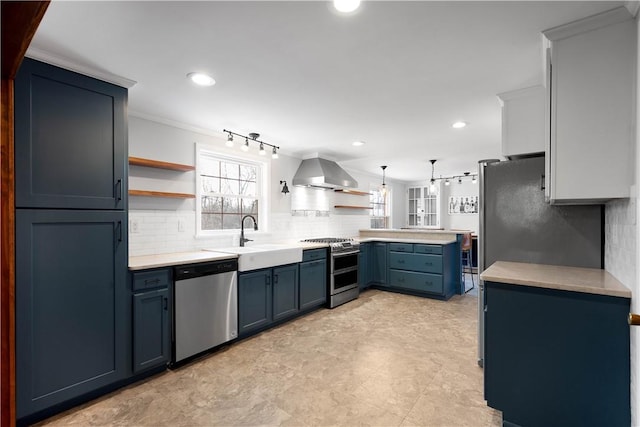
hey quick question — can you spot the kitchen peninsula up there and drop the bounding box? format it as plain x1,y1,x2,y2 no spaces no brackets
357,228,467,299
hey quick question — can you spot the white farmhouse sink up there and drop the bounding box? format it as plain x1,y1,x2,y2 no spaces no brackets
203,244,303,272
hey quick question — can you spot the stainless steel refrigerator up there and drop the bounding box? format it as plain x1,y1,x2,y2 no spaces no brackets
477,156,603,366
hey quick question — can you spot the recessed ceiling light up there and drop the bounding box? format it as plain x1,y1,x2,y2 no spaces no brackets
187,72,215,87
334,0,361,13
352,141,365,146
452,121,467,129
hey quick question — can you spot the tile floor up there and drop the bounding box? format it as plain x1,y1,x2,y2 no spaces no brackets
38,288,500,426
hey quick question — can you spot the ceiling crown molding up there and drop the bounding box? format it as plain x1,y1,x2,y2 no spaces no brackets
543,6,632,41
25,47,137,88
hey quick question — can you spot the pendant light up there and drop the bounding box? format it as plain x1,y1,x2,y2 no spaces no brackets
380,165,387,196
429,159,437,193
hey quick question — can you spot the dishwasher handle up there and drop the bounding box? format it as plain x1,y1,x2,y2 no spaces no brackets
174,259,238,280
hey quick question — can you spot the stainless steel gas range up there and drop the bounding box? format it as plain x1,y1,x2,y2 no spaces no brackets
301,238,360,308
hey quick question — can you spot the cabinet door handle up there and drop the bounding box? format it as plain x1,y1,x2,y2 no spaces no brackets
114,221,123,245
115,179,123,202
274,274,279,284
164,297,168,311
540,174,546,191
266,276,271,286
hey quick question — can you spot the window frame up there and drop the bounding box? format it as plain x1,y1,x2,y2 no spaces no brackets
370,186,391,229
196,145,269,236
407,184,441,229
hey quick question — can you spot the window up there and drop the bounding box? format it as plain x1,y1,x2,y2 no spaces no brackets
370,188,390,229
197,149,265,233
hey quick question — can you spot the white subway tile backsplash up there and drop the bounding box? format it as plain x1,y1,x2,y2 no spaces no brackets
605,198,637,291
128,209,370,256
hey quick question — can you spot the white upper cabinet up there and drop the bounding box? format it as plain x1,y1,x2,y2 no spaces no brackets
543,7,636,205
497,86,545,159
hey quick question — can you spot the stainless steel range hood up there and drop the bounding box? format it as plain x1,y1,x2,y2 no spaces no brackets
292,157,358,190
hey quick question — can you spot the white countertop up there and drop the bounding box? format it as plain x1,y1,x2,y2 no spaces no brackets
357,237,457,245
480,261,631,299
129,251,238,270
129,243,329,271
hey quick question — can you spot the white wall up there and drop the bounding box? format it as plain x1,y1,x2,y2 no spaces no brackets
604,11,639,426
128,116,405,256
440,180,479,233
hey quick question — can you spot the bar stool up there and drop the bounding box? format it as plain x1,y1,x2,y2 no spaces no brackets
461,233,475,292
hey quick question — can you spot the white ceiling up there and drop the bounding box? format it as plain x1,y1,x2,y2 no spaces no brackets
29,0,625,182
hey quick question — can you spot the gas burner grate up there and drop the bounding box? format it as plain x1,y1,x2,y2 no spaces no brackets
301,237,354,244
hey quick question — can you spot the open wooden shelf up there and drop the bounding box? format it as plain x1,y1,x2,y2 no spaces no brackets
334,205,373,209
129,156,195,172
334,189,371,196
129,190,195,199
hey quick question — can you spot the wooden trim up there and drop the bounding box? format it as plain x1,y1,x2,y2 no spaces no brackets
1,3,49,425
1,79,16,427
129,190,196,199
1,1,50,79
129,156,195,172
334,205,373,209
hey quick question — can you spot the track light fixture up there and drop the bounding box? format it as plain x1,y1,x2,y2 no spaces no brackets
223,129,280,159
427,160,477,186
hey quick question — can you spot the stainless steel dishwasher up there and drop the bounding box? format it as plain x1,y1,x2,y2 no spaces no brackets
173,259,238,364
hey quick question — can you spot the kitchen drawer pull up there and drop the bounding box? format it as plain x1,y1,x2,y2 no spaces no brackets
145,278,160,285
628,313,640,325
398,260,405,264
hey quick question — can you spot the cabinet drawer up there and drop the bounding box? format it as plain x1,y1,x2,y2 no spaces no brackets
132,269,171,291
389,252,442,274
302,248,327,262
389,269,443,294
388,243,413,253
414,244,442,255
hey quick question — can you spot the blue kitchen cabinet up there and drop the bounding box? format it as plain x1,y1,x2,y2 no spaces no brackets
299,249,327,310
239,263,301,337
16,209,128,420
484,281,630,426
14,58,127,210
238,269,273,336
358,243,371,289
371,242,457,300
132,269,171,374
372,242,388,285
14,58,129,424
272,264,299,321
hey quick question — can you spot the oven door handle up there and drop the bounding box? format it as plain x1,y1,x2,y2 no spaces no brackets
332,250,360,257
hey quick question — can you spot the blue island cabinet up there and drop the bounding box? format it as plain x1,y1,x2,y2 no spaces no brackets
484,281,630,427
14,58,128,424
238,264,299,337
